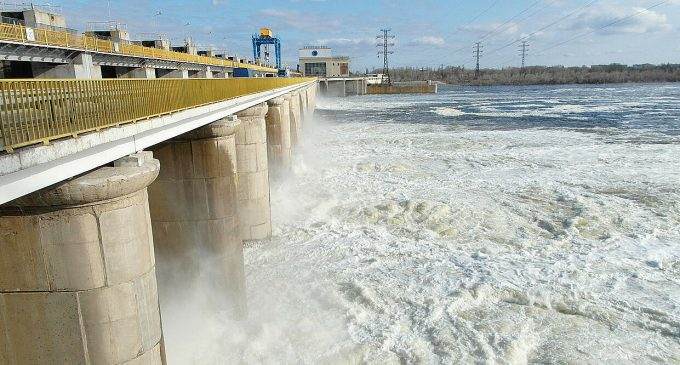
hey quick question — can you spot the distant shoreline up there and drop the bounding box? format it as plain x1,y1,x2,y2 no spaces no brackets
377,63,680,87
439,79,680,86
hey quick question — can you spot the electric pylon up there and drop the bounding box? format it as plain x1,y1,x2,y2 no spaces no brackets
376,29,395,85
474,42,482,79
519,40,529,73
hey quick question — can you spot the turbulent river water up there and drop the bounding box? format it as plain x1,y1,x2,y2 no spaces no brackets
172,84,680,364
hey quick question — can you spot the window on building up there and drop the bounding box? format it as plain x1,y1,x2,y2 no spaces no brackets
304,62,327,76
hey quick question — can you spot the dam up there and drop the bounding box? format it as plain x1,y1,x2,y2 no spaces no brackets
0,78,318,363
0,6,320,363
2,2,678,364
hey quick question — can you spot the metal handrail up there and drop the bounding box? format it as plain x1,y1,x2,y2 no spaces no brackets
0,22,278,72
0,78,314,152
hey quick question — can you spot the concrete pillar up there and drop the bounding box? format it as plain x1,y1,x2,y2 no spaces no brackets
265,95,292,177
159,69,189,79
299,89,309,122
234,103,271,240
148,117,246,317
0,153,163,364
32,53,102,79
326,80,347,97
306,86,315,118
128,67,156,79
288,91,301,149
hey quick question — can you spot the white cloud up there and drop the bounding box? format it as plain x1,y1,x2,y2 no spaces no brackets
568,5,672,35
409,36,445,47
315,37,374,46
258,8,340,32
457,22,520,36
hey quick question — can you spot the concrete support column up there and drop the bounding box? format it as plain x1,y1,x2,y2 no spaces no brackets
0,153,163,364
159,69,189,79
128,67,156,79
288,91,302,149
306,86,315,118
265,96,292,178
234,103,271,240
33,53,102,79
299,88,309,122
148,117,245,318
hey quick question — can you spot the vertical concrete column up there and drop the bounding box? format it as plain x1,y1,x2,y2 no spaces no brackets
265,96,292,178
0,153,163,364
235,103,271,240
148,117,245,317
288,91,301,149
33,53,102,79
299,88,309,122
307,83,316,116
128,67,156,79
160,69,189,79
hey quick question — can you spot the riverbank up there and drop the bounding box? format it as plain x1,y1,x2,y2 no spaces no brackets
384,63,680,86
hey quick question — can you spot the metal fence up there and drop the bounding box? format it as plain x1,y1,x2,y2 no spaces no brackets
0,22,277,72
0,78,313,152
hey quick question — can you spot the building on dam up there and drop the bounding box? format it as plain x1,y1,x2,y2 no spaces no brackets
298,46,350,78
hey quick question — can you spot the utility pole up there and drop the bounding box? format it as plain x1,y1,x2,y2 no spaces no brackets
376,29,395,85
519,40,529,74
474,42,482,79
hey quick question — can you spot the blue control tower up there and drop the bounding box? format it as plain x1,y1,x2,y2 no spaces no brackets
252,28,282,70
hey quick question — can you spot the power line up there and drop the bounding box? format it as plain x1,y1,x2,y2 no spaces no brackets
450,0,547,67
376,28,395,85
478,0,542,41
537,0,670,54
468,0,501,24
493,0,671,68
485,0,599,57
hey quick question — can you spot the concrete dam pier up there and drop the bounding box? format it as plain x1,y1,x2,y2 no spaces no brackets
0,79,318,363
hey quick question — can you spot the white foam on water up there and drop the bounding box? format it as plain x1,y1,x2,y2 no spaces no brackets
433,106,466,117
179,87,680,363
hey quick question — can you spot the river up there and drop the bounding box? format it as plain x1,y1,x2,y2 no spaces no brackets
172,83,680,363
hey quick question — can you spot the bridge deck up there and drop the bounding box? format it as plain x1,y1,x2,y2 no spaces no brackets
0,23,277,72
0,78,313,152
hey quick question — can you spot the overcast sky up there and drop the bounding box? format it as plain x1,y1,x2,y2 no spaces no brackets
16,0,680,71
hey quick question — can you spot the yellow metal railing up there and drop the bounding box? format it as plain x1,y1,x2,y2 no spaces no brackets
0,78,313,152
0,23,277,73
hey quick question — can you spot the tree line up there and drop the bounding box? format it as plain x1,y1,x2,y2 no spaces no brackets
367,63,680,85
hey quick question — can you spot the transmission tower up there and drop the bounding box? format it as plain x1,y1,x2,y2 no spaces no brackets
474,42,482,78
376,29,395,85
519,40,529,73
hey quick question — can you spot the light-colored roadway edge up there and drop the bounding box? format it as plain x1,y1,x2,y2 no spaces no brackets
0,80,315,205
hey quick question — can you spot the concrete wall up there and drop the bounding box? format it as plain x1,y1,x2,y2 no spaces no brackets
367,84,437,94
320,78,368,97
0,153,163,364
